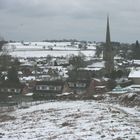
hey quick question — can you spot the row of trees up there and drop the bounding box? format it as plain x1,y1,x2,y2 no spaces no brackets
0,66,20,84
0,39,20,84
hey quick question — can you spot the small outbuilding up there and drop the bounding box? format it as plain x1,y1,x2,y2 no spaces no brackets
128,69,140,84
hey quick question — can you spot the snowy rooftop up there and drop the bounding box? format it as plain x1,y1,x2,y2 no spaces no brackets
124,84,140,92
133,60,140,65
20,76,36,81
129,69,140,78
79,67,102,71
87,61,105,68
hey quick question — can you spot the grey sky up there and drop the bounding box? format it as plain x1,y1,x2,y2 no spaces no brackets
0,0,140,42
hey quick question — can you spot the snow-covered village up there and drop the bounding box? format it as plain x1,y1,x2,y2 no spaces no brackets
0,1,140,140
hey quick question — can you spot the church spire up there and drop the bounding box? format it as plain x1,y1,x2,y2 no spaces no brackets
106,15,111,44
103,15,114,74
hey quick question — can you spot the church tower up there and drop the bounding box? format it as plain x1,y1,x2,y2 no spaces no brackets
103,16,114,74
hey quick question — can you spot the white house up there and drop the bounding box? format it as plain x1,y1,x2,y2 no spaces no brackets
128,69,140,84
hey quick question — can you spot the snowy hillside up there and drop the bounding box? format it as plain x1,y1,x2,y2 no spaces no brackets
0,101,140,140
2,42,96,58
9,50,95,58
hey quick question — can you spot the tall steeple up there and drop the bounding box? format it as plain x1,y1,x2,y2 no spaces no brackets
106,16,111,45
103,16,114,74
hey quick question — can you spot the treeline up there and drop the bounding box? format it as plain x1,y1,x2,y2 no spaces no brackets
0,40,8,51
42,39,86,42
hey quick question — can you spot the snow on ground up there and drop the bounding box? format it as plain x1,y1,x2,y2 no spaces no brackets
3,42,96,58
0,101,140,140
9,50,95,58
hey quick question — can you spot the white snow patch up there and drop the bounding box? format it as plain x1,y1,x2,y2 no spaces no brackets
0,101,139,140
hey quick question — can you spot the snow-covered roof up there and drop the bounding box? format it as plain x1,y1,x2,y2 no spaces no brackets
129,70,140,78
20,62,33,67
79,67,102,71
114,56,123,60
87,61,105,68
18,71,23,75
115,78,129,83
124,85,140,92
25,93,34,96
95,86,106,88
20,76,36,81
133,60,140,65
19,58,28,63
93,78,101,82
56,92,73,96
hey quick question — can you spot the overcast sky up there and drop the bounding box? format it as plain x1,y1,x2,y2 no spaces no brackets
0,0,140,43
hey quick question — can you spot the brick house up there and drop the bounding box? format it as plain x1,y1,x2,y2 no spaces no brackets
33,80,64,99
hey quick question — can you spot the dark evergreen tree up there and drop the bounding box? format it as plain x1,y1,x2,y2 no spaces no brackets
95,45,103,58
69,55,85,70
68,70,91,81
107,79,116,90
0,72,5,82
7,66,19,83
13,58,20,67
0,40,7,51
109,70,123,79
54,60,58,66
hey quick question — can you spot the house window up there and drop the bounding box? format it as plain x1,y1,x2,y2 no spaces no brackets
56,86,61,90
41,85,46,90
0,88,4,92
7,89,11,92
76,83,86,88
68,82,75,87
15,89,21,93
49,86,55,90
36,86,39,90
36,86,42,90
36,85,49,90
11,88,15,92
46,86,49,90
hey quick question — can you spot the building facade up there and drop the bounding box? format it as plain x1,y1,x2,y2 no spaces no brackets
33,80,64,99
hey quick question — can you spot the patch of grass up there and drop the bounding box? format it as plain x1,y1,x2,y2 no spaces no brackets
61,121,74,127
0,115,16,122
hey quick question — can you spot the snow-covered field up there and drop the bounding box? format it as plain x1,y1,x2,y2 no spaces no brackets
9,50,95,58
3,42,96,58
0,101,140,140
2,41,96,58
